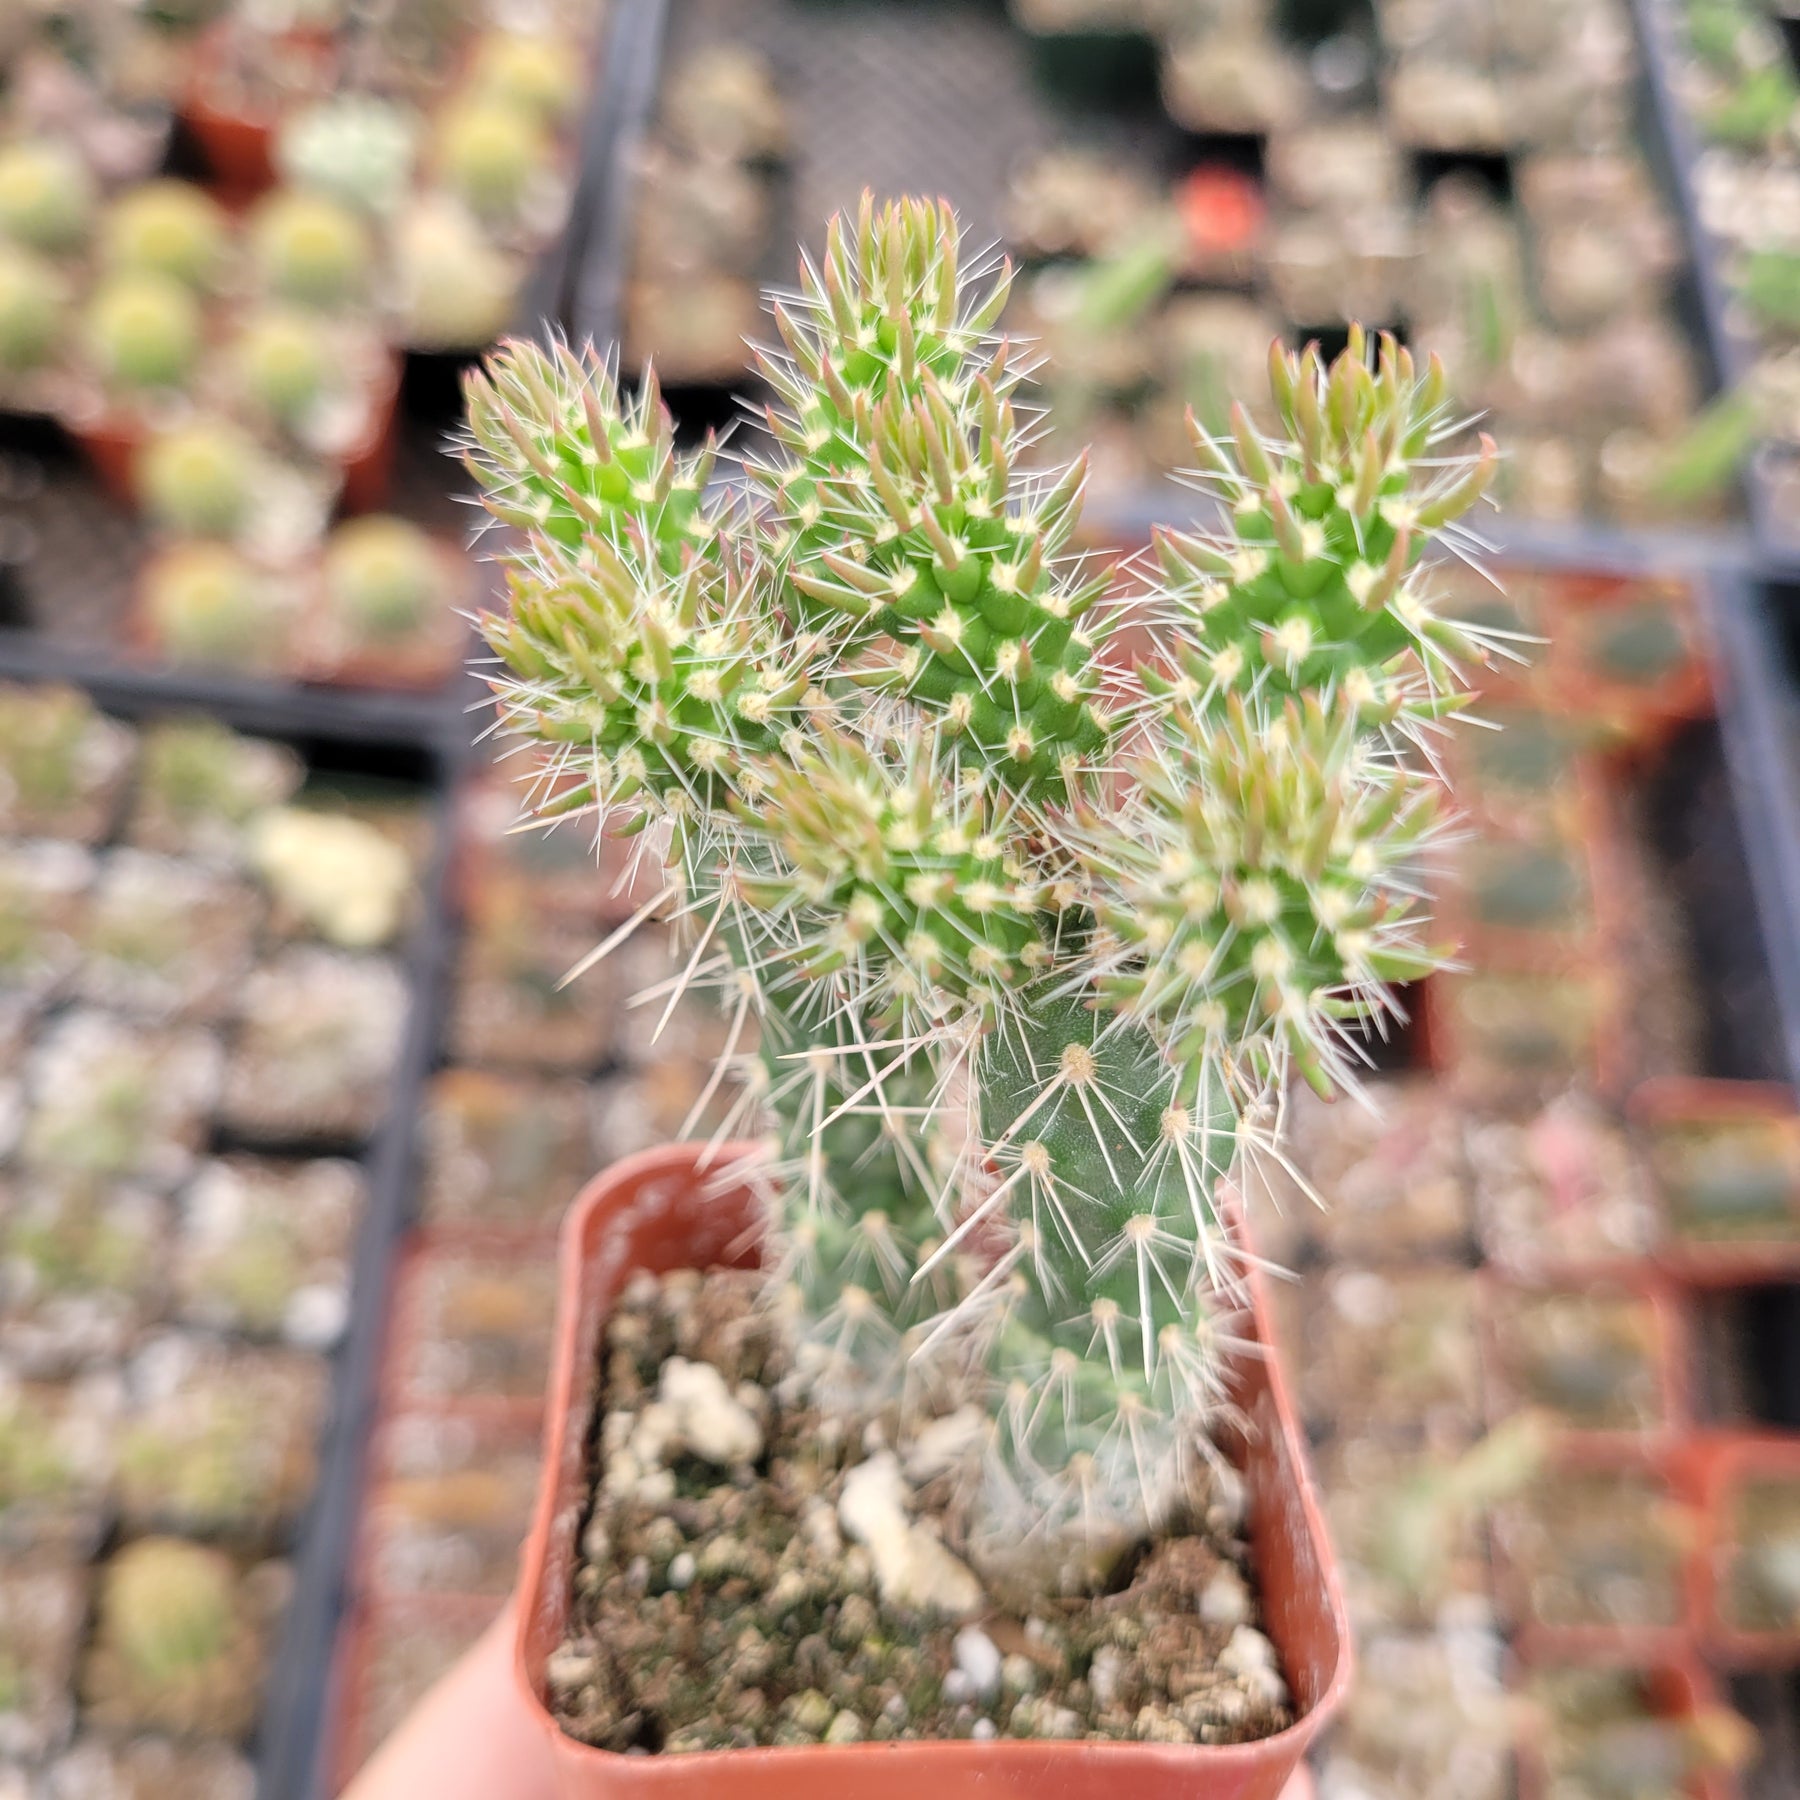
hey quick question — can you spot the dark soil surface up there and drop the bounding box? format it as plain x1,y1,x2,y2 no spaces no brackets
547,1268,1295,1752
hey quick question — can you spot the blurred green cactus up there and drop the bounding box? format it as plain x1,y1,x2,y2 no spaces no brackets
0,139,95,256
396,196,520,349
0,243,66,376
232,307,333,427
137,419,257,538
86,1537,258,1740
323,515,442,640
462,196,1500,1558
84,272,202,394
101,181,229,291
278,96,419,219
105,1538,235,1681
249,189,374,311
434,98,549,222
143,542,274,667
469,30,584,127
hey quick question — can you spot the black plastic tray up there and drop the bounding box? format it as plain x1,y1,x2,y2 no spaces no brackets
1630,0,1800,577
0,652,465,1800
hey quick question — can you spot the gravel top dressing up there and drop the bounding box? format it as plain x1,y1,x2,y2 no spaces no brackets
547,1268,1293,1753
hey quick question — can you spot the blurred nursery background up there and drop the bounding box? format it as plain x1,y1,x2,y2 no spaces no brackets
3,0,1800,1795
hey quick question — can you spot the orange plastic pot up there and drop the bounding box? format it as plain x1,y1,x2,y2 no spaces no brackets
336,353,405,516
1630,1079,1800,1285
514,1142,1352,1800
1687,1432,1800,1667
1477,1267,1691,1449
1537,572,1715,760
1510,1644,1742,1800
1491,1433,1696,1663
68,412,144,507
179,23,337,201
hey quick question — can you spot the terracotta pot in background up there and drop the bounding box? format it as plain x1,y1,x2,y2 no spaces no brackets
300,538,472,694
1538,573,1716,758
336,354,406,516
1630,1079,1800,1286
1492,1432,1697,1663
179,22,337,202
1686,1432,1800,1668
514,1142,1352,1800
1510,1645,1743,1800
1478,1266,1692,1448
68,412,144,508
1436,757,1626,975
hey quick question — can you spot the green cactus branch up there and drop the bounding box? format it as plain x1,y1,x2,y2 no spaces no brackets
461,194,1500,1558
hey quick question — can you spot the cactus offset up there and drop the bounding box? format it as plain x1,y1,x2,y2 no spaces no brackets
462,197,1500,1563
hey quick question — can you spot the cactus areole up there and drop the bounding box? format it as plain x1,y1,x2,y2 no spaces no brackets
464,196,1501,1577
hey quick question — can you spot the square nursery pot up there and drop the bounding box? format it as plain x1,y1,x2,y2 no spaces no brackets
1437,763,1625,972
1479,1269,1691,1447
1511,1648,1744,1800
1422,962,1632,1110
1687,1433,1800,1666
1630,1080,1800,1284
514,1143,1352,1800
1537,574,1715,757
1491,1435,1697,1662
179,22,338,201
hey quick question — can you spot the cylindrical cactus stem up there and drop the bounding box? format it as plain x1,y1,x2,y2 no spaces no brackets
965,993,1238,1543
755,999,949,1394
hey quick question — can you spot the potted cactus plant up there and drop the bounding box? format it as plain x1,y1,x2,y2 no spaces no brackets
303,513,469,689
67,268,207,499
0,138,95,258
80,1536,284,1741
136,538,300,672
460,197,1500,1788
229,304,402,511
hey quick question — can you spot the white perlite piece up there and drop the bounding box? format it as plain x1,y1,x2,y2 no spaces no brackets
599,1359,765,1501
1199,1563,1252,1628
658,1357,765,1464
1219,1624,1290,1710
837,1452,984,1617
951,1625,1003,1699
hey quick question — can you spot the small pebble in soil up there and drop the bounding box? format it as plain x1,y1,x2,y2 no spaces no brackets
550,1268,1295,1753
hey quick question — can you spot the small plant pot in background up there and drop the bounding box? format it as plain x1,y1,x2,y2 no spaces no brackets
1422,960,1633,1111
1468,1094,1663,1283
1510,1647,1747,1800
513,1143,1352,1800
66,410,144,508
1538,573,1716,758
300,534,471,694
453,772,659,931
334,352,405,516
1437,763,1625,973
356,1401,546,1602
179,23,338,201
386,1236,561,1416
1631,1079,1800,1284
1491,1434,1696,1661
1479,1269,1691,1446
1688,1433,1800,1666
